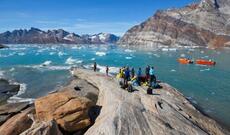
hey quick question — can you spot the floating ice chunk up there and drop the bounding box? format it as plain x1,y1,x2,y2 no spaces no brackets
200,68,210,72
96,52,106,56
180,54,186,57
125,57,132,60
125,49,136,53
41,61,52,66
162,48,169,51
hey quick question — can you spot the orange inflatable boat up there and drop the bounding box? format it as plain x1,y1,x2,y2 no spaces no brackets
178,58,193,64
196,59,216,66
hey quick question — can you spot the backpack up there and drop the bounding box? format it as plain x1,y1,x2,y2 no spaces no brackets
147,87,152,94
127,84,133,92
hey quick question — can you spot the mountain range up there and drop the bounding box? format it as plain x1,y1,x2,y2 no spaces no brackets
0,27,119,44
119,0,230,48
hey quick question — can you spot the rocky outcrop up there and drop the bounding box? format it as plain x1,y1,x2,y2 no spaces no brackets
0,28,119,44
0,79,20,105
21,120,63,135
74,69,229,135
0,107,35,135
119,0,230,48
0,44,7,49
35,90,94,132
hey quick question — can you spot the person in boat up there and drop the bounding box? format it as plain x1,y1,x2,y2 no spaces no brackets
124,67,130,86
137,67,142,86
131,67,135,78
149,67,156,87
145,65,150,81
106,66,109,76
93,62,97,72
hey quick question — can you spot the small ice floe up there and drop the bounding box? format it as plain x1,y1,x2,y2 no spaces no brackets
49,52,56,55
18,52,25,56
200,68,210,72
170,69,176,72
153,54,160,58
65,57,83,65
65,57,76,65
168,48,177,51
180,54,186,57
125,57,132,60
41,61,52,67
58,52,67,57
72,46,82,50
162,48,169,51
91,58,96,61
125,49,136,53
211,92,215,95
9,68,15,72
95,51,106,56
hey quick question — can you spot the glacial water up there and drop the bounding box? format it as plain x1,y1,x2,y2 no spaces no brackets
0,44,230,128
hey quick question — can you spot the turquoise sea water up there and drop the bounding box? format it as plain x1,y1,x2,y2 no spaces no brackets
0,44,230,128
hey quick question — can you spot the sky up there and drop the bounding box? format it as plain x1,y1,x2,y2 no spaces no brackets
0,0,197,36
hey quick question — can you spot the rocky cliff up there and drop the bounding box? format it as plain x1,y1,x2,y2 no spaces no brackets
0,27,119,44
75,69,229,135
119,0,230,48
0,69,229,135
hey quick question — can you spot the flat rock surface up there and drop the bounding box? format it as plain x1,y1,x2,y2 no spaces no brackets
74,69,229,135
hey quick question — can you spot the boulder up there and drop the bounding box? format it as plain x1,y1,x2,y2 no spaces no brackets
0,79,20,95
35,90,94,132
0,102,30,125
21,120,63,135
0,107,35,135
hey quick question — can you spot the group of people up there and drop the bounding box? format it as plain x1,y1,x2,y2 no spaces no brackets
117,65,157,88
93,62,157,88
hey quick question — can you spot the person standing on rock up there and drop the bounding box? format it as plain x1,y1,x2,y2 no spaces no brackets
131,67,135,78
137,67,142,86
145,65,150,81
106,66,109,76
124,67,130,86
149,67,156,87
93,62,97,72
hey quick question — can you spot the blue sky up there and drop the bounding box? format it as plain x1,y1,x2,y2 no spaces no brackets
0,0,196,36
